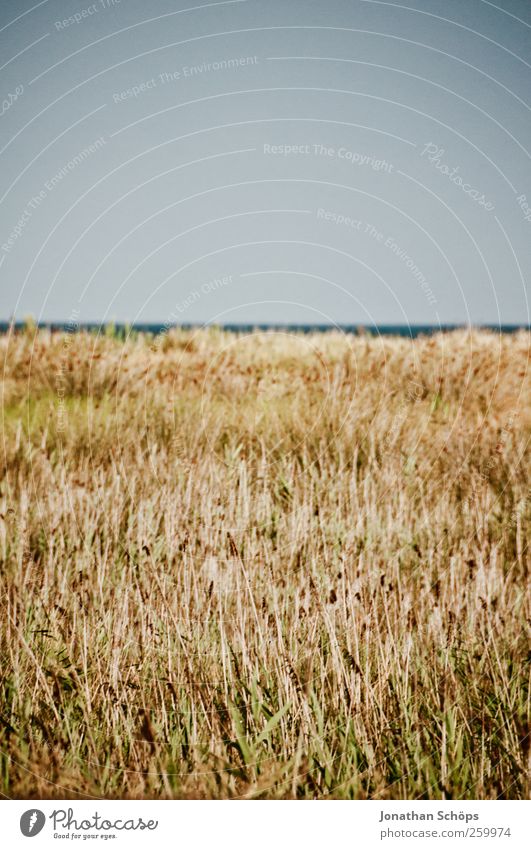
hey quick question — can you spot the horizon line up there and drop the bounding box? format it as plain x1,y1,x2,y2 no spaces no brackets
1,320,530,337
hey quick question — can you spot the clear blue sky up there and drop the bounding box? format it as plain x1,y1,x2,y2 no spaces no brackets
1,0,530,326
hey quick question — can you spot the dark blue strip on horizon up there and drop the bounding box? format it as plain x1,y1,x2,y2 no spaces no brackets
0,322,529,338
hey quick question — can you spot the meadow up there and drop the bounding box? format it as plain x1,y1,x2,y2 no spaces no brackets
0,325,529,799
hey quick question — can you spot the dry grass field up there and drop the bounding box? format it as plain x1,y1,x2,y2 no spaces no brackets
0,325,530,799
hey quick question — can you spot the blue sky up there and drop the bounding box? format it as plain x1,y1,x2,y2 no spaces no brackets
1,0,530,326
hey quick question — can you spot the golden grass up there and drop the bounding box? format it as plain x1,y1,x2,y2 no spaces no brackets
0,326,530,799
